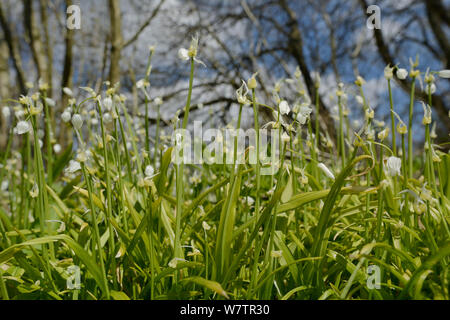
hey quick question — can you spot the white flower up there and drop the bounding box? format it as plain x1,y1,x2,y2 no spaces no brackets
236,80,250,105
61,110,71,123
1,180,8,191
281,132,290,143
178,48,189,61
356,95,364,105
318,163,335,180
279,100,290,115
384,65,394,79
63,87,73,97
71,114,83,130
421,102,432,125
29,183,39,198
154,97,163,106
378,127,389,141
44,97,56,108
396,68,408,80
103,97,113,110
271,250,282,258
136,79,148,89
53,144,62,153
168,257,185,268
245,196,255,206
202,221,211,231
15,121,31,135
386,156,401,177
438,70,450,78
425,83,436,94
297,104,312,125
65,160,81,174
247,72,258,89
2,107,11,118
144,165,155,177
103,112,112,124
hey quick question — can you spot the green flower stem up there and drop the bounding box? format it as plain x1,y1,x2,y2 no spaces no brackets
41,92,53,185
338,96,346,170
144,50,154,159
251,88,261,221
81,163,110,299
175,58,195,261
97,100,116,282
116,103,133,182
387,79,397,156
154,104,161,167
407,77,416,179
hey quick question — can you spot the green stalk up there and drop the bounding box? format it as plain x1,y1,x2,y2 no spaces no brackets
81,163,110,299
251,88,261,221
42,92,53,185
0,268,8,300
154,104,161,167
407,77,416,178
144,50,154,159
387,79,397,156
174,58,195,260
96,99,116,281
338,96,346,170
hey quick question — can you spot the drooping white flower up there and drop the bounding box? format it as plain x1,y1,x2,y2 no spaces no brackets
386,156,402,176
178,48,190,61
103,97,113,110
318,162,335,180
236,80,250,105
136,79,148,89
356,95,364,105
438,70,450,78
297,104,312,125
279,100,290,115
281,132,290,143
63,87,73,97
378,127,389,141
103,112,112,124
144,165,155,177
202,221,211,231
15,121,31,135
65,160,81,174
53,144,62,153
396,68,408,80
425,83,436,94
1,180,8,191
71,114,83,130
61,110,71,123
154,97,163,106
384,65,394,79
245,196,255,206
29,183,39,198
44,97,56,108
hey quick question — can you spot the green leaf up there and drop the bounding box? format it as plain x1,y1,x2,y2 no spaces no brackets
183,276,229,299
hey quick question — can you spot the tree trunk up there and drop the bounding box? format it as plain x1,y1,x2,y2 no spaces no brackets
279,0,337,143
23,0,48,86
0,3,26,94
59,0,74,148
108,0,123,86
